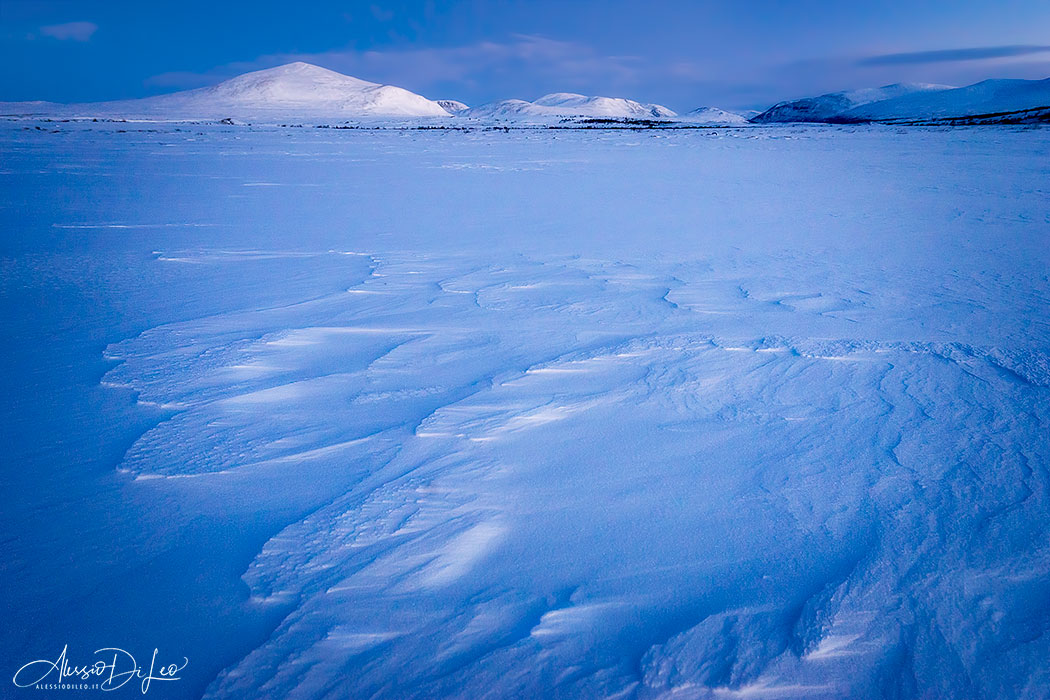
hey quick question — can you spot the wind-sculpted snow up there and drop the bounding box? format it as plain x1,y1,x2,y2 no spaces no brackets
106,232,1050,697
10,121,1048,699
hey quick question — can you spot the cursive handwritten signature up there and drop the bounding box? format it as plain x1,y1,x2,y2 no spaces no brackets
13,645,188,694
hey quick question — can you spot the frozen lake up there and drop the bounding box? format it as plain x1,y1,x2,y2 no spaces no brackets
2,121,1049,699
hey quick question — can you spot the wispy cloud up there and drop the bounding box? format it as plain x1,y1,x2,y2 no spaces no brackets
39,21,98,42
859,45,1050,66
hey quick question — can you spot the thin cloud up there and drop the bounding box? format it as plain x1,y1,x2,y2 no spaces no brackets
859,45,1050,66
39,21,98,42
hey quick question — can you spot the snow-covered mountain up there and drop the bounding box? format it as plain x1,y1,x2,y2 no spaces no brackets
752,83,954,123
14,63,452,120
845,77,1050,121
465,93,676,120
437,99,469,114
681,106,749,124
11,62,1047,126
753,77,1050,123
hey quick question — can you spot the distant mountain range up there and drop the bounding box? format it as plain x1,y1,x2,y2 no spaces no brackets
753,79,1050,124
2,61,1047,125
0,62,748,123
464,93,677,120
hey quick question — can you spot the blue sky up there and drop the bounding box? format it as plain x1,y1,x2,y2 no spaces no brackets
3,0,1050,110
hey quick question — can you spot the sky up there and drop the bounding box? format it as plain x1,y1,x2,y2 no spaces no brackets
3,0,1050,110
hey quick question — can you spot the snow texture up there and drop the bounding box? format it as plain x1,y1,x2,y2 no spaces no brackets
3,120,1050,700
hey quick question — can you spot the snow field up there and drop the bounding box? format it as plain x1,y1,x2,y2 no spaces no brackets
4,121,1049,698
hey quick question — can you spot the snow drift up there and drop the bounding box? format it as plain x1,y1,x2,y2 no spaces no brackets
6,118,1050,700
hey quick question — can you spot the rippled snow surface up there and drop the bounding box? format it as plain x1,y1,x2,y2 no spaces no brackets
5,122,1050,699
